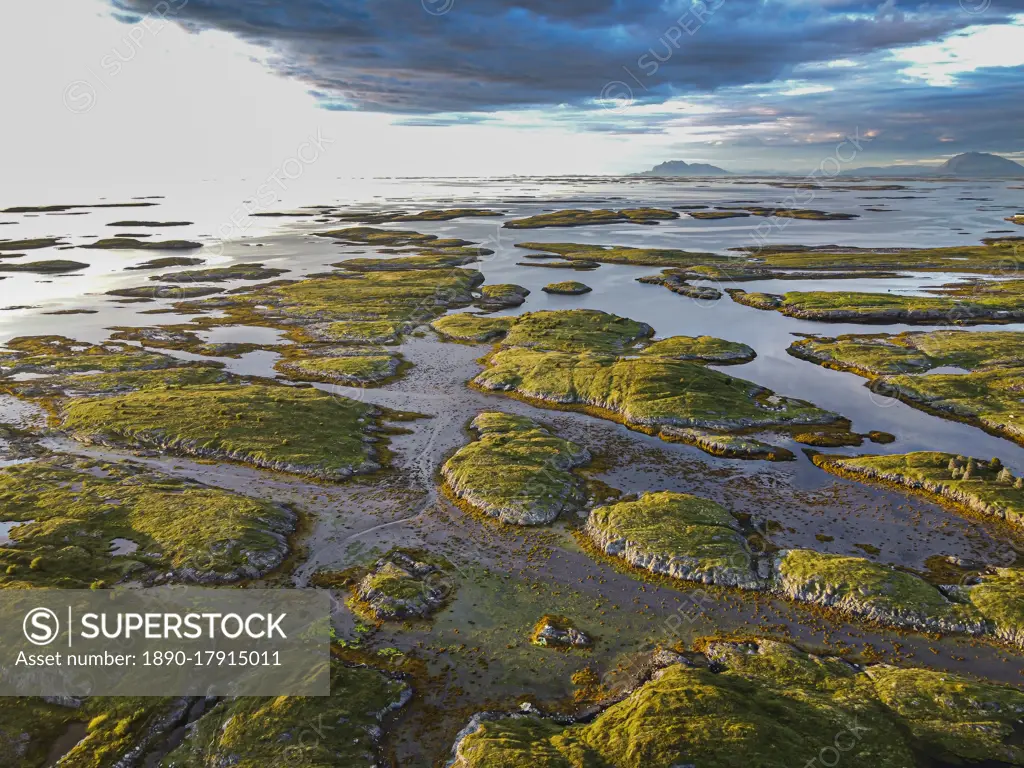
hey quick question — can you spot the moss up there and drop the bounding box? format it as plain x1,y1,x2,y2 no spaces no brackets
790,330,1024,375
160,663,409,767
329,208,503,224
542,281,591,295
756,236,1024,274
0,237,68,251
442,412,591,525
811,451,1024,529
3,366,230,401
793,431,864,447
106,326,262,358
729,206,859,221
516,242,729,269
81,238,202,251
332,252,481,271
3,202,157,213
773,549,982,633
731,280,1024,324
586,491,760,588
639,335,755,364
659,428,795,461
315,226,450,247
453,639,957,768
199,268,483,344
0,335,192,377
274,351,400,385
637,271,724,300
0,455,292,587
320,320,401,344
150,263,288,282
790,331,1024,443
868,430,896,443
517,259,600,270
688,210,752,219
500,309,652,354
2,696,185,768
354,550,453,620
504,208,678,229
1007,215,1024,226
0,259,89,273
106,285,222,299
107,220,193,227
529,615,592,648
869,665,1024,764
60,383,382,481
964,568,1024,647
474,348,839,434
431,313,515,342
476,283,530,310
124,256,204,270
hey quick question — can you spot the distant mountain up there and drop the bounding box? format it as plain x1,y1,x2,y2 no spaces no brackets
844,152,1024,178
635,160,731,177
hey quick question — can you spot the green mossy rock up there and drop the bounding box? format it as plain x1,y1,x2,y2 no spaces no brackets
452,638,1024,767
160,664,409,767
150,263,288,282
60,383,381,481
586,491,761,588
0,260,89,273
516,241,728,268
640,335,755,364
476,283,530,310
442,412,591,525
504,208,678,229
541,281,591,295
731,280,1024,324
474,348,838,433
500,309,652,354
0,456,293,587
773,549,984,633
274,350,400,385
812,452,1024,529
431,314,515,343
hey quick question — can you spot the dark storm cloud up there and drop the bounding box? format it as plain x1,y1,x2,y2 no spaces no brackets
111,0,1017,113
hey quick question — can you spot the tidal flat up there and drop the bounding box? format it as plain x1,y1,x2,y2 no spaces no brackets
3,177,1024,767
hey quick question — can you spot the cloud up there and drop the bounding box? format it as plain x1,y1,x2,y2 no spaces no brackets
110,0,1015,113
107,0,1024,163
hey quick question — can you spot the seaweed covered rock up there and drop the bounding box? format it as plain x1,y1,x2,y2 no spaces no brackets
431,313,515,342
451,638,1024,767
811,452,1024,529
541,281,591,295
442,412,591,525
500,309,652,354
274,348,401,385
0,455,293,587
772,549,985,634
60,383,384,481
504,208,679,229
640,335,756,364
160,663,410,767
586,491,762,588
356,551,453,620
530,615,591,648
474,348,839,433
659,428,794,461
961,568,1024,647
475,283,530,310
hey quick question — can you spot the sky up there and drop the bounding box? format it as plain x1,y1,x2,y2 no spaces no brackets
2,0,1024,185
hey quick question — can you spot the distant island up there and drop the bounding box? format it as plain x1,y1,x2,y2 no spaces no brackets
635,160,731,177
844,152,1024,178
